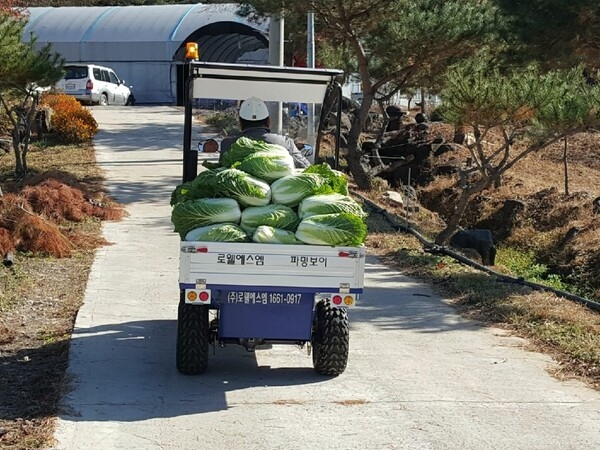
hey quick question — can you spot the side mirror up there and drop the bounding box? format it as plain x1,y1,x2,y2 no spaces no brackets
120,80,125,85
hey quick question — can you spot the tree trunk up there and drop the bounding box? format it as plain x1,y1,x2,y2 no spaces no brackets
563,135,569,196
21,98,39,175
345,86,375,191
12,127,24,176
417,88,428,115
435,180,490,245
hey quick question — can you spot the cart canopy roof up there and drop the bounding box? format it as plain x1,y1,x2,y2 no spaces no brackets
190,62,344,104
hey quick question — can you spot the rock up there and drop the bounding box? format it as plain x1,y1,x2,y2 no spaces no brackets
593,197,600,215
383,190,404,207
450,229,496,266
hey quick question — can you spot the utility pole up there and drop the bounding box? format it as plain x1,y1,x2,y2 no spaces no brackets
306,12,316,162
268,13,284,133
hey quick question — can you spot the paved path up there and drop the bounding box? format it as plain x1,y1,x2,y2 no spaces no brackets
53,106,600,450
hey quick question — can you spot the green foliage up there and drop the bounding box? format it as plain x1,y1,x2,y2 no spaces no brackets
441,59,600,145
494,0,600,69
0,11,64,175
497,247,574,292
0,13,64,94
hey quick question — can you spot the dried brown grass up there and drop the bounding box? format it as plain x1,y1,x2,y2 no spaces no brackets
0,140,118,449
0,177,124,258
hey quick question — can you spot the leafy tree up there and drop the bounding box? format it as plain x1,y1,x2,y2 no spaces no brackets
0,10,64,176
435,61,600,244
495,0,600,70
237,0,502,190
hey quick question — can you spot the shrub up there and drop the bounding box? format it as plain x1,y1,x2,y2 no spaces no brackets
204,110,239,136
41,93,98,143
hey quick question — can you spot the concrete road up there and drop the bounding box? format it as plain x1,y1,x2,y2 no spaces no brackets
53,105,600,450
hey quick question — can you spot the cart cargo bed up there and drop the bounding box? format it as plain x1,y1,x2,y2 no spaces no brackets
179,241,365,293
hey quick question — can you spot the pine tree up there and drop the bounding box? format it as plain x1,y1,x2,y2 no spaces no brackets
0,9,64,176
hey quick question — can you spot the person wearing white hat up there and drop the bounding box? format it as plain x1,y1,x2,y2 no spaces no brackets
219,96,311,168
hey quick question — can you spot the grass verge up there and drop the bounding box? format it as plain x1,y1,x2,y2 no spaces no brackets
1,141,107,449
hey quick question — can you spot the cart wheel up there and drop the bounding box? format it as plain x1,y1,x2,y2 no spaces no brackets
312,300,349,376
176,300,209,375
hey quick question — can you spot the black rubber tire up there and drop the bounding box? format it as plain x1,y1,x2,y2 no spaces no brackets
312,300,349,376
126,95,135,106
176,300,210,375
99,93,108,106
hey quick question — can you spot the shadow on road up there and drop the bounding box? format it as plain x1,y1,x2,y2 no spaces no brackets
350,256,483,334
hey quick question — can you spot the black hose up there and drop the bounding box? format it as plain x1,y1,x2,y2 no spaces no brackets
356,192,600,313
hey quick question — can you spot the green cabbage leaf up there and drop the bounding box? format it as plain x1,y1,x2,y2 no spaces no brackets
170,181,195,206
222,136,289,167
295,212,367,246
234,151,295,182
171,197,241,238
298,193,367,219
252,226,302,244
215,168,272,207
270,173,333,207
240,204,299,234
303,163,349,195
184,223,249,242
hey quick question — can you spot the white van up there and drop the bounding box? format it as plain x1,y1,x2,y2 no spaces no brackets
55,64,135,106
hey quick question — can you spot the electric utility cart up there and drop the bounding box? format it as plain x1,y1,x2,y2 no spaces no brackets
176,59,366,376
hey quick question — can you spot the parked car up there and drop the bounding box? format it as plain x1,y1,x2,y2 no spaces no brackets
55,64,135,106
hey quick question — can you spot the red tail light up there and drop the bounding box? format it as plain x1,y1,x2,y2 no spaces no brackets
86,79,93,90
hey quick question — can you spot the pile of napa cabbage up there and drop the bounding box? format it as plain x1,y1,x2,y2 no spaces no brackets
170,137,367,246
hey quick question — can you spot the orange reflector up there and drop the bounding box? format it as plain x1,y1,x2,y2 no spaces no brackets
332,295,342,305
344,296,354,305
187,291,198,301
199,291,210,302
186,42,199,60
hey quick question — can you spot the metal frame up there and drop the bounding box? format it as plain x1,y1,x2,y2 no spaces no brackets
181,60,344,182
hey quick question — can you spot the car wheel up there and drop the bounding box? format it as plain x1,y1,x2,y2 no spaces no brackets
99,93,108,106
125,95,135,106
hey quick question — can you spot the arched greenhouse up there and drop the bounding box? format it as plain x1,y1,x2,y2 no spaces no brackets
23,4,270,103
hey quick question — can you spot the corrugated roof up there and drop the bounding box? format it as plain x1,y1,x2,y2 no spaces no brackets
22,4,271,103
24,4,269,63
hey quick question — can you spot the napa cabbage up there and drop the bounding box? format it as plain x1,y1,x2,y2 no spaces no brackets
170,181,195,206
270,173,333,207
303,163,349,195
215,168,272,207
298,193,367,219
240,204,299,234
171,197,241,238
252,226,302,244
221,136,289,167
234,151,295,182
295,213,367,246
184,223,249,242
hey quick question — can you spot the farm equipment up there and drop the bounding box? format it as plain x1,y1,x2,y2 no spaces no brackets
176,57,366,376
